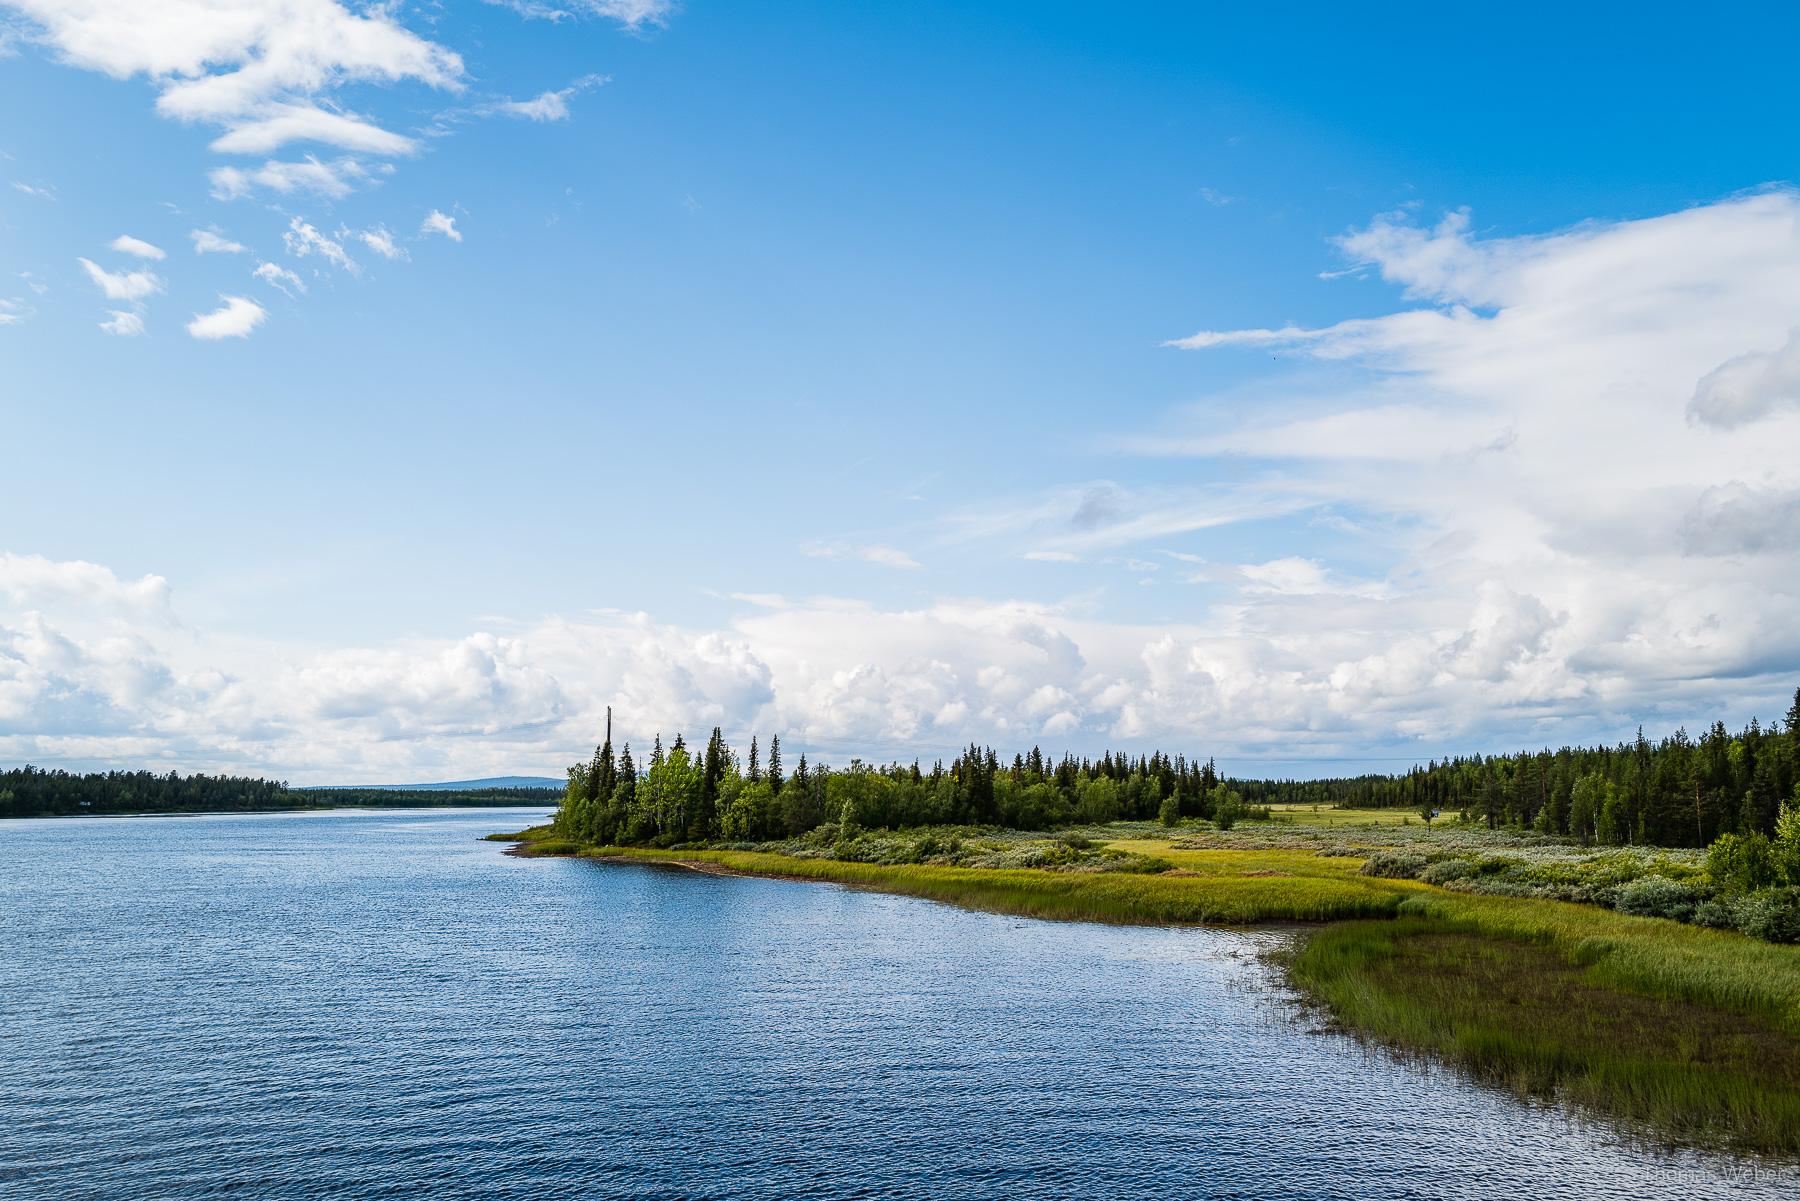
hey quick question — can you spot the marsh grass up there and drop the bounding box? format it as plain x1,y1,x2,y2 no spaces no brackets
1289,915,1800,1154
582,844,1413,924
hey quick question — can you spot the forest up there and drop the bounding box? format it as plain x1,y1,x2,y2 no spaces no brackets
0,766,557,818
556,690,1800,851
1238,690,1800,848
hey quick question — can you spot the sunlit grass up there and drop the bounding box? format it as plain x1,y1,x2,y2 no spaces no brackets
1289,915,1800,1154
1262,804,1428,827
582,844,1414,924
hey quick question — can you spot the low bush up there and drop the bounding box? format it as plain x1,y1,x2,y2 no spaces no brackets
1729,888,1800,944
1360,851,1428,879
1419,858,1477,885
1612,874,1699,922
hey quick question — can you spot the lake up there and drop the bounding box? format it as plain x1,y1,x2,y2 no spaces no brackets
0,808,1789,1199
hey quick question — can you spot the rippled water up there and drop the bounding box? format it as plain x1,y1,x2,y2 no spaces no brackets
0,808,1790,1199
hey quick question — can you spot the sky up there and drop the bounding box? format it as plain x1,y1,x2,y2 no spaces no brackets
4,1,1800,784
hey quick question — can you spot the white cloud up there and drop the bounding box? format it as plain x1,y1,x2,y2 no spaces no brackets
252,261,305,297
1024,550,1080,563
283,217,356,273
10,179,53,199
109,234,165,260
803,542,924,570
210,156,367,201
490,72,608,121
420,209,462,242
209,101,418,157
1688,327,1800,428
76,256,163,301
353,225,406,260
1146,190,1800,742
98,310,145,336
492,0,674,27
0,0,463,160
0,298,29,326
191,228,247,255
186,295,266,340
0,553,171,612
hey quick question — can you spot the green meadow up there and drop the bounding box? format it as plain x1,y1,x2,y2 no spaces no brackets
497,812,1800,1155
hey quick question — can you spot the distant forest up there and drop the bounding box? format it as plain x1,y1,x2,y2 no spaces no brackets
0,767,559,819
558,690,1800,850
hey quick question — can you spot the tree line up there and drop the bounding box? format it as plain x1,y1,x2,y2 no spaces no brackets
560,690,1800,850
1233,689,1800,848
555,708,1256,846
0,766,559,818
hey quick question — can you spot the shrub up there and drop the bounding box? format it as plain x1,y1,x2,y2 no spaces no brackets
1706,831,1777,892
1420,859,1477,885
1613,875,1699,922
1360,851,1428,880
1731,888,1800,944
1692,898,1738,929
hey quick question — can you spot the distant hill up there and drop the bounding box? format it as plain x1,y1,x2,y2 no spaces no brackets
316,776,564,792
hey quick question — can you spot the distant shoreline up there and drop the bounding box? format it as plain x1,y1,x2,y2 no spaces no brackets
7,800,561,820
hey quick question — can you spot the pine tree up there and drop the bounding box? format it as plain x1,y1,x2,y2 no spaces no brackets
589,706,617,802
767,735,784,794
747,736,761,783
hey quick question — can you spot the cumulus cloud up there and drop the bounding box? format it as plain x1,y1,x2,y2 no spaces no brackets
109,234,165,260
1149,190,1800,743
186,295,265,340
0,0,462,159
190,228,247,255
1688,328,1800,428
98,310,145,336
420,209,462,242
76,256,163,301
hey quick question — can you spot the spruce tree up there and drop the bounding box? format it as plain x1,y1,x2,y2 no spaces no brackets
767,735,784,794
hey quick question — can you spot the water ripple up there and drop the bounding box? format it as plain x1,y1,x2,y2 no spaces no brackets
0,809,1791,1200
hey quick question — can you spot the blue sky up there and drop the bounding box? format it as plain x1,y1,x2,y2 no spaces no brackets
4,2,1800,782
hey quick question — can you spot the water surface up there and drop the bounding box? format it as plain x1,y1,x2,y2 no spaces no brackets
0,808,1789,1199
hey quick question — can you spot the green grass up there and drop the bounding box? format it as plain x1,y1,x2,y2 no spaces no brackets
1263,804,1427,827
570,844,1413,924
1289,915,1800,1154
497,817,1800,1154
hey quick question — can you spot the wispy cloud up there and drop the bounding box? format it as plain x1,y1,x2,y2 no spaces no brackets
98,310,145,337
488,73,608,121
191,229,248,255
803,542,924,571
77,257,163,302
109,235,165,260
252,261,305,298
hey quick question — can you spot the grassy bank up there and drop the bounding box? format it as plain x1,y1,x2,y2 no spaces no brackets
496,818,1800,1154
1290,912,1800,1153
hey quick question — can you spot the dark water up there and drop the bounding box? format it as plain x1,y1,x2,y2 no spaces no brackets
0,809,1789,1200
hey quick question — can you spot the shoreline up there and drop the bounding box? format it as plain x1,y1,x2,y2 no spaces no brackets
7,802,560,821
